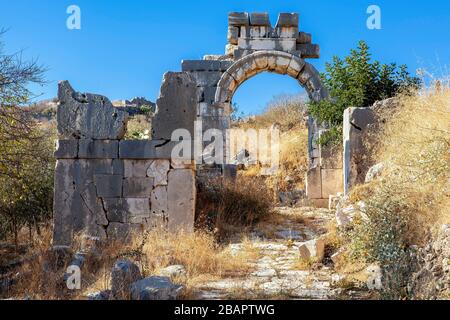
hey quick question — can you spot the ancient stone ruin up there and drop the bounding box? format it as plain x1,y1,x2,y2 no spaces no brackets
53,12,345,245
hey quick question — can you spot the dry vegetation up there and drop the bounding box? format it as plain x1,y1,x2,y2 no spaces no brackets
234,95,309,193
2,227,261,300
339,85,450,299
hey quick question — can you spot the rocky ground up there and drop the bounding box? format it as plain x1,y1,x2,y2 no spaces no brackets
194,207,372,300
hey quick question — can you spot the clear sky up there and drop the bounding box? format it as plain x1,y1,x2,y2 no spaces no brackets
1,0,449,114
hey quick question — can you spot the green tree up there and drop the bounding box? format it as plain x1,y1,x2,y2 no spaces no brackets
0,31,54,245
309,41,421,145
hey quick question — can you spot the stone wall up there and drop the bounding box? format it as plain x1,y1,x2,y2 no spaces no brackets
53,82,196,246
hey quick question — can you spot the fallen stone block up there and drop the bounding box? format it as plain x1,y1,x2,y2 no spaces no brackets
111,260,142,300
87,290,111,301
158,265,187,279
299,237,326,262
130,276,184,300
365,162,385,183
57,81,128,140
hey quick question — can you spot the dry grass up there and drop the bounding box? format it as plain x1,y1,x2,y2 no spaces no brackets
3,227,260,300
373,87,450,233
234,95,310,194
196,176,274,240
342,85,450,298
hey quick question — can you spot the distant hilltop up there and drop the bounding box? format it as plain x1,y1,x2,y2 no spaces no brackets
25,96,156,122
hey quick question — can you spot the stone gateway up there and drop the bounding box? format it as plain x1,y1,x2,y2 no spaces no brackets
52,12,344,245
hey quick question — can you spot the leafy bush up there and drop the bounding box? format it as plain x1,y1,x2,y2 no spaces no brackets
309,40,421,145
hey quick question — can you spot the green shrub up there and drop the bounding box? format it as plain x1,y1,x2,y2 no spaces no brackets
308,40,420,145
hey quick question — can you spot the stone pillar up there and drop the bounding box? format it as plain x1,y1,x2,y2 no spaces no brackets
343,107,376,194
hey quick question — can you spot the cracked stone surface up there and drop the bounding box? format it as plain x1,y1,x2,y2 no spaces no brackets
194,207,370,300
57,81,128,140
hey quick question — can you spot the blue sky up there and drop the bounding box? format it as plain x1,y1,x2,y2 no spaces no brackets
1,0,449,114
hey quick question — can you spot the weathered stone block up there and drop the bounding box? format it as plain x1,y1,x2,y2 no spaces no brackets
57,81,128,140
229,12,249,26
299,237,325,262
306,167,322,199
190,71,222,87
119,140,187,160
78,140,119,159
130,276,183,301
228,26,239,45
249,26,269,38
152,72,198,140
276,13,299,27
111,260,142,299
321,169,343,199
297,44,320,59
113,159,124,175
124,160,153,178
238,38,297,52
250,13,270,26
168,169,195,232
297,32,312,44
123,177,154,198
94,175,123,198
151,186,168,216
54,140,78,159
147,160,170,186
275,27,298,39
108,223,132,241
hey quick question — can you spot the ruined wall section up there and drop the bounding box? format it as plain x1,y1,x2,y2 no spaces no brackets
53,82,195,246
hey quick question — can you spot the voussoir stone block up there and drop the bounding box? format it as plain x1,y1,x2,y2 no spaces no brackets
152,72,197,140
78,140,119,159
287,57,306,78
57,81,128,140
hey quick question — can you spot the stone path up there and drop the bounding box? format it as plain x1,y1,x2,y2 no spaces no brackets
195,207,353,300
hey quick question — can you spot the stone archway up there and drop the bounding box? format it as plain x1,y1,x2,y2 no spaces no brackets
214,50,328,108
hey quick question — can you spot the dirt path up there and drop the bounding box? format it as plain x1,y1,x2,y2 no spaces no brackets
195,207,369,300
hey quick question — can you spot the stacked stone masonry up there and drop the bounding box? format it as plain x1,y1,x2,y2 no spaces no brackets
53,82,196,246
